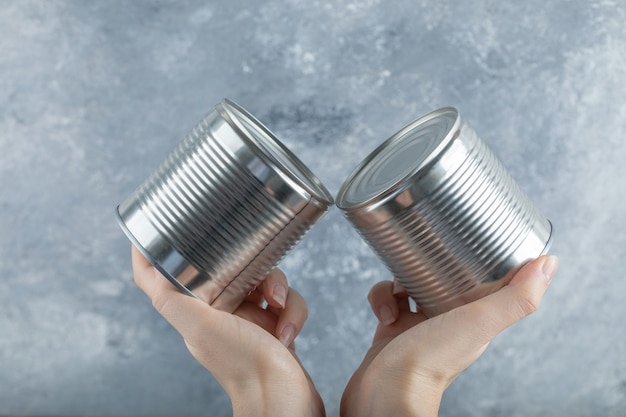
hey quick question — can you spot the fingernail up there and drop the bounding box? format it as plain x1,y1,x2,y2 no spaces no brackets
392,280,405,295
541,255,559,282
272,284,287,308
279,324,296,347
379,304,396,326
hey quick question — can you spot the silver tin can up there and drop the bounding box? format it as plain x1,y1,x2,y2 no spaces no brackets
117,99,333,312
336,107,552,317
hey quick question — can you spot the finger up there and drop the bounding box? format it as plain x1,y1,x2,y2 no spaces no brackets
446,255,559,348
132,245,166,298
369,281,427,345
275,288,308,347
261,268,289,309
244,287,266,307
234,301,279,333
391,279,412,313
368,281,400,326
392,279,408,297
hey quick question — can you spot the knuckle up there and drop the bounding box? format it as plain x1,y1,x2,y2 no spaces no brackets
368,281,391,304
132,273,141,287
515,292,541,317
302,297,309,321
367,289,375,306
150,289,170,315
289,287,308,321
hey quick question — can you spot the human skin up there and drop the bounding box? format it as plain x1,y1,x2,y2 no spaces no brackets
131,246,325,417
132,245,557,417
340,255,558,417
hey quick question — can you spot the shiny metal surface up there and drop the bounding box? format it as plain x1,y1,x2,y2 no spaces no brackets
337,107,552,316
117,99,333,312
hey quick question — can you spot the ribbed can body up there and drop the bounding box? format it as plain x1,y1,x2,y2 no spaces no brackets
117,100,333,312
336,108,552,316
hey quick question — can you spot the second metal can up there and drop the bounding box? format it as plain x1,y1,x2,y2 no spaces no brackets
336,107,552,317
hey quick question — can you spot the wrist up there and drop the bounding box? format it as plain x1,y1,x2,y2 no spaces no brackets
227,376,324,417
230,388,324,417
344,366,444,417
369,385,442,417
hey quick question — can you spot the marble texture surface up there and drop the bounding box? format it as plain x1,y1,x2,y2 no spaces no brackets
1,1,625,416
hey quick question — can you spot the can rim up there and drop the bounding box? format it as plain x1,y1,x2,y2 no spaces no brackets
115,204,199,300
541,220,554,255
218,99,334,208
336,107,460,211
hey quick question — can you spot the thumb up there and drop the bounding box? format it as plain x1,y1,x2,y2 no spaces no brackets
449,255,559,349
132,245,238,351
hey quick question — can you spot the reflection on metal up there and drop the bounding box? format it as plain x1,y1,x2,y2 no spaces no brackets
117,99,333,312
337,107,552,316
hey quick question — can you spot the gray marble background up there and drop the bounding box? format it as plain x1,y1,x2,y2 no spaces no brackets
1,1,625,416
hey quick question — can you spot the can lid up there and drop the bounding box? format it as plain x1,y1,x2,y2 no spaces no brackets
336,107,460,210
220,99,334,208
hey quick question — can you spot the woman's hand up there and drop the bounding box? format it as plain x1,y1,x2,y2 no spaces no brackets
132,246,325,417
341,255,558,417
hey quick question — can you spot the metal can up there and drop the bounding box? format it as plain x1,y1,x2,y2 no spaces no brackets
336,107,552,317
117,99,333,312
